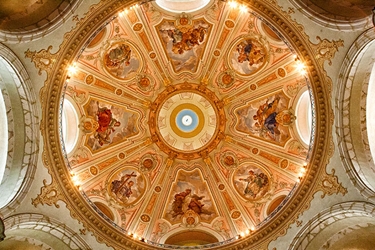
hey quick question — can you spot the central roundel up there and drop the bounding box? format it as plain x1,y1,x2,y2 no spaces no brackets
181,113,193,127
158,92,217,151
149,83,226,159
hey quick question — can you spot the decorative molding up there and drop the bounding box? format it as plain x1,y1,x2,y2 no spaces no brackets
289,202,375,250
25,46,57,75
316,169,347,198
3,213,90,249
335,27,375,202
37,0,334,249
311,36,344,67
0,44,39,216
31,179,65,208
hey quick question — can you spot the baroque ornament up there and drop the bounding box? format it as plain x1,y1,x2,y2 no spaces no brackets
317,169,348,198
33,0,343,249
25,45,56,75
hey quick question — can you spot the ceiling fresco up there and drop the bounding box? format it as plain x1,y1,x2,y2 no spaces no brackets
61,0,311,246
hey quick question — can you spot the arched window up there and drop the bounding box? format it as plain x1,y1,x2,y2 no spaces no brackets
62,99,79,154
155,0,210,13
295,90,312,146
366,63,375,164
0,89,7,184
0,45,38,213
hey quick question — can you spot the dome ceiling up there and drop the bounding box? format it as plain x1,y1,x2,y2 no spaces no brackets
0,0,77,31
60,0,312,247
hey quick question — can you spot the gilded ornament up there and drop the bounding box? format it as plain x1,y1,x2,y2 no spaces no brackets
280,159,288,169
25,45,56,75
225,20,235,28
31,179,64,208
318,169,348,198
90,166,98,175
133,23,143,31
141,214,150,222
115,89,123,95
250,84,257,90
85,75,94,84
312,36,344,66
231,211,241,219
186,217,195,225
277,68,286,77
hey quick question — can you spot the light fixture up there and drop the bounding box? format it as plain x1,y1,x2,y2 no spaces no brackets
228,1,237,8
67,63,77,77
239,4,247,13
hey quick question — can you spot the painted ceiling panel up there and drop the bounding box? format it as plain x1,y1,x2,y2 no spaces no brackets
60,0,311,246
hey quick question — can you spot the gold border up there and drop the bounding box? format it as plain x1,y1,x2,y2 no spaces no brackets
169,103,205,138
38,0,334,249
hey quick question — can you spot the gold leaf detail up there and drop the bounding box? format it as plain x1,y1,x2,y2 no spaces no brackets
31,179,64,208
24,45,56,75
312,36,344,66
318,169,347,198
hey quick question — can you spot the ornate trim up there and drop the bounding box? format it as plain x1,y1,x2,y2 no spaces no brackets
31,179,65,208
3,213,90,249
335,27,375,202
316,169,347,198
38,0,334,249
289,202,375,249
0,43,39,217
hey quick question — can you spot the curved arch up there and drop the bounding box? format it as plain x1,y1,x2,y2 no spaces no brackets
336,27,375,201
160,227,224,244
61,98,79,155
0,44,39,215
155,0,211,13
0,89,7,184
289,0,374,31
294,88,312,147
289,201,375,250
3,213,90,250
0,0,84,43
0,217,5,242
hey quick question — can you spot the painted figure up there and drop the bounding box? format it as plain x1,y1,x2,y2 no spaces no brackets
105,43,131,68
231,38,266,75
239,170,269,198
95,106,121,146
103,42,141,79
253,95,281,140
188,194,205,214
166,25,207,55
171,189,191,217
236,39,265,66
111,172,137,201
